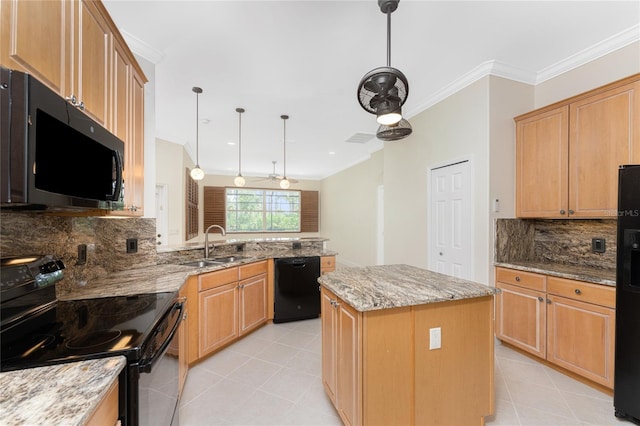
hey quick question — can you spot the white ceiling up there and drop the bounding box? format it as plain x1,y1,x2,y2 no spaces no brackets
102,0,639,181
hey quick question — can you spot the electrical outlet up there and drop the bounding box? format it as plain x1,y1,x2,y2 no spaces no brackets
429,327,441,350
126,238,138,254
292,242,302,250
77,244,87,265
592,238,606,253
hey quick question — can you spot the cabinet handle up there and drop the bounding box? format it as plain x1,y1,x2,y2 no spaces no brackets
547,299,552,304
78,101,85,111
568,209,575,215
537,296,544,302
560,209,566,215
66,94,78,105
515,276,521,282
574,289,582,295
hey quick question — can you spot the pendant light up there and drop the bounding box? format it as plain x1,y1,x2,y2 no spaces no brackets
357,0,412,139
234,108,245,187
190,86,205,180
279,114,290,189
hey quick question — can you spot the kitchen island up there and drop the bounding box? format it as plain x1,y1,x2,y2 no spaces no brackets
319,264,499,426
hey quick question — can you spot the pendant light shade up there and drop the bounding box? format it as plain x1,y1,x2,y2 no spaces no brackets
234,107,245,187
279,114,290,189
357,0,411,139
190,86,205,180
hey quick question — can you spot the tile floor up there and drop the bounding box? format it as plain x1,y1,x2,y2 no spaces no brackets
179,318,627,426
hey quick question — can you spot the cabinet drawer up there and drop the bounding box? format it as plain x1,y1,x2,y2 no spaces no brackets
199,267,238,292
547,277,615,308
239,260,268,280
321,256,335,270
496,267,546,291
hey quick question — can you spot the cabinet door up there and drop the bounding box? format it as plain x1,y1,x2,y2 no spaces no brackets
119,69,145,215
495,281,546,358
111,38,130,141
73,0,110,127
199,282,238,358
516,106,569,218
336,298,361,426
238,273,267,335
321,289,337,404
321,256,336,275
178,285,189,397
0,0,69,94
569,81,640,217
547,294,615,388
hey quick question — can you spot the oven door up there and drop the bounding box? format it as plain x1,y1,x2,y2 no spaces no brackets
130,298,184,426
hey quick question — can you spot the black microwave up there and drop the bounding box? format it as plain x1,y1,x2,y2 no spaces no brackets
0,67,124,211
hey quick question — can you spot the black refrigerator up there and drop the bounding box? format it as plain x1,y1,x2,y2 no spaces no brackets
614,164,640,424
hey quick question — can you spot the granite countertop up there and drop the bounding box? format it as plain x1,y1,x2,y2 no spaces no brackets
60,249,338,300
318,264,499,312
495,261,616,287
0,357,126,426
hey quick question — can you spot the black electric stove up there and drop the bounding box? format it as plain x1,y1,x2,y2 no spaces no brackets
0,255,184,426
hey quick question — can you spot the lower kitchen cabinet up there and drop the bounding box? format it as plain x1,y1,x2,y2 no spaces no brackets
85,379,119,426
495,267,616,388
187,260,269,363
321,255,336,275
321,288,361,426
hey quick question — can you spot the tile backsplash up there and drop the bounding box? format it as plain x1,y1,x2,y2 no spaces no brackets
496,218,616,270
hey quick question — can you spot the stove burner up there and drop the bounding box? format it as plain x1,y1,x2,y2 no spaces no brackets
65,329,122,350
87,297,153,317
3,334,58,361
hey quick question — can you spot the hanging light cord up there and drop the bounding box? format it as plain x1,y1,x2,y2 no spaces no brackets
238,110,242,175
282,116,287,178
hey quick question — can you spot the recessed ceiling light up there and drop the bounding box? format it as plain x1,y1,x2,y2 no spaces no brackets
200,118,210,125
329,151,336,155
227,141,236,146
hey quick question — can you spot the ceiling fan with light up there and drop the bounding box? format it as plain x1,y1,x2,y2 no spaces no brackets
253,160,299,185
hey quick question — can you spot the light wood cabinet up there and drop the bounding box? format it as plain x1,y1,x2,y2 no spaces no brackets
515,75,640,218
177,285,188,398
495,267,616,388
321,287,494,425
320,255,336,275
191,261,269,362
85,378,119,426
495,268,547,358
1,0,147,216
321,288,361,426
0,0,68,94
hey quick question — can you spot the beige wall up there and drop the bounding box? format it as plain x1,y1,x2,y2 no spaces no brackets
320,151,383,267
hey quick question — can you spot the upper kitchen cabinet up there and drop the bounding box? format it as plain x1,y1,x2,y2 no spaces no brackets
516,74,640,218
1,0,147,216
1,0,111,127
0,0,68,94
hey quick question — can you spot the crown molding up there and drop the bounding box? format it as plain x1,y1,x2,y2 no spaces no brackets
536,24,640,84
405,24,639,119
120,29,166,64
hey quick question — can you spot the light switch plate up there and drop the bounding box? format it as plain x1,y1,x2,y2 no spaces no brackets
429,327,441,350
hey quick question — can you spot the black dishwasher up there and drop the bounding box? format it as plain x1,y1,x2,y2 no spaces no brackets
274,257,321,323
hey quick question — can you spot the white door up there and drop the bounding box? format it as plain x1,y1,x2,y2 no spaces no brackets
429,160,473,279
155,184,168,246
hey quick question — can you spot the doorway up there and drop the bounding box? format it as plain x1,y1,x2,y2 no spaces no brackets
428,159,473,279
155,184,168,246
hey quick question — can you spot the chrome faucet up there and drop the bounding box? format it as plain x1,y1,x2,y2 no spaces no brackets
204,224,226,259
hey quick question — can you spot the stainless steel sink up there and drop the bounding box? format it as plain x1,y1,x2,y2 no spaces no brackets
208,255,253,263
180,260,223,268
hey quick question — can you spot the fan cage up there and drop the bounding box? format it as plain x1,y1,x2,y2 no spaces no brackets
376,118,413,141
357,66,409,115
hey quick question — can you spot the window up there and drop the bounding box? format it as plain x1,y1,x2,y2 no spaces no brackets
203,187,318,233
226,188,300,232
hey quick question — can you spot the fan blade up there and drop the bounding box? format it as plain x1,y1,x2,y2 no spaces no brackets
373,74,397,93
364,80,381,93
369,95,382,110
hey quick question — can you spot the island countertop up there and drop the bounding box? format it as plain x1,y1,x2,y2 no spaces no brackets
0,357,125,426
318,264,499,312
